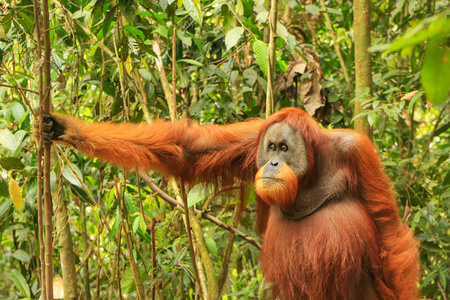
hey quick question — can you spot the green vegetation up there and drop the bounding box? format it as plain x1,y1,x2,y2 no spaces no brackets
0,0,448,299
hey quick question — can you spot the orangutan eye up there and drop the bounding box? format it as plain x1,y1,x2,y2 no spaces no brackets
280,143,288,152
268,143,276,151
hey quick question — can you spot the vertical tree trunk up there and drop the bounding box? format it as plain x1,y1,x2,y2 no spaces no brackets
80,202,92,300
353,0,373,139
41,0,54,297
32,0,46,297
266,0,279,117
54,182,78,300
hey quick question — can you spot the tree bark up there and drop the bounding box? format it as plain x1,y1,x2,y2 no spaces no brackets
80,202,91,300
54,181,78,300
32,0,46,297
41,0,54,297
353,0,373,139
266,0,279,117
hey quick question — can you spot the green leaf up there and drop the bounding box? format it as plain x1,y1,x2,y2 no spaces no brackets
121,268,136,294
205,237,218,255
222,9,234,33
330,111,343,124
0,157,24,171
326,7,342,15
138,69,152,81
256,11,268,23
14,130,26,148
236,0,244,15
70,184,96,206
0,198,12,216
177,30,192,47
124,25,145,40
408,91,424,109
102,8,116,37
63,164,83,187
8,270,30,298
152,25,169,38
139,215,146,233
253,40,268,77
367,112,378,127
183,0,202,24
109,209,120,240
422,39,450,106
276,22,289,41
387,14,450,52
178,59,204,67
0,129,17,151
10,102,25,122
439,270,447,290
187,184,208,207
18,110,30,129
225,27,244,51
305,5,320,16
12,250,31,263
133,216,140,234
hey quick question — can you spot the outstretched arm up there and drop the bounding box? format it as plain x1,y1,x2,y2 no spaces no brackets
37,114,262,184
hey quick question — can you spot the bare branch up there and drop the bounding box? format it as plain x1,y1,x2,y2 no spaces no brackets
138,170,261,250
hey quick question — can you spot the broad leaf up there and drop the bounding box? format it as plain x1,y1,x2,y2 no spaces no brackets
8,270,30,298
0,129,17,151
225,27,244,51
422,39,450,105
253,40,268,77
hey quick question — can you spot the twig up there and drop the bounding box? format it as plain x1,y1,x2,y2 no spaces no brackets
151,217,157,300
76,223,103,273
423,266,448,300
169,178,205,298
407,106,445,187
319,0,351,89
171,26,177,121
0,83,39,95
115,176,145,300
138,170,261,250
218,185,245,293
55,145,110,229
198,186,240,219
113,12,129,121
152,35,173,107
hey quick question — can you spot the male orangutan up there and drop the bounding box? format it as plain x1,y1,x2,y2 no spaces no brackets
36,107,419,299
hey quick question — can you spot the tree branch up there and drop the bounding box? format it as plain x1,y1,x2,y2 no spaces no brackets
138,170,261,250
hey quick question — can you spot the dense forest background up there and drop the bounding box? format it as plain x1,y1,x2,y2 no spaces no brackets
0,0,449,299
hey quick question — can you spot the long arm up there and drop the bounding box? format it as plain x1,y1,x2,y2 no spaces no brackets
42,114,262,184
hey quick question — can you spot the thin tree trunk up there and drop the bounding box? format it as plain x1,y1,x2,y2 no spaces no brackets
32,0,46,297
41,0,53,297
266,0,279,117
54,177,78,300
80,202,92,300
155,29,204,297
115,177,145,300
218,187,245,294
353,0,373,139
256,0,271,112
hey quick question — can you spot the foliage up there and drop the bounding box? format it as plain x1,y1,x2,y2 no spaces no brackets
0,0,449,299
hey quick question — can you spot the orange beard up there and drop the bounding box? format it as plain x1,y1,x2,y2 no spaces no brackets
254,163,298,208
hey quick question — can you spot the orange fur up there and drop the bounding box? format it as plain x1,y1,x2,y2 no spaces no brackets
255,163,298,207
54,113,261,186
52,108,420,299
261,200,382,299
